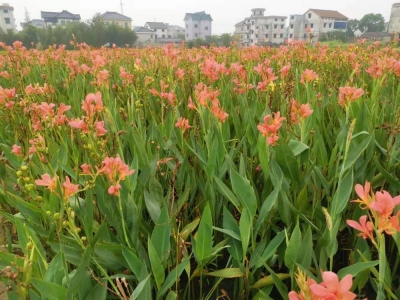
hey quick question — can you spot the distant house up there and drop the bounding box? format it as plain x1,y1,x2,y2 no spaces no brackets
234,8,287,46
184,11,212,41
0,3,16,32
288,9,348,41
133,26,156,44
167,24,185,38
41,10,81,27
100,11,132,28
21,19,46,29
144,22,169,39
360,31,393,43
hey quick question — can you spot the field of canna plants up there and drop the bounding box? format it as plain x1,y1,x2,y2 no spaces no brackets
0,39,400,300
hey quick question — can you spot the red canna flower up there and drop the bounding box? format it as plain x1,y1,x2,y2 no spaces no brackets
35,174,57,192
346,215,374,240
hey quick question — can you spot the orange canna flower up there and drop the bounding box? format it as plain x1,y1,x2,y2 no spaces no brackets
300,69,318,84
310,272,356,300
80,164,91,175
99,156,135,183
108,183,122,196
351,181,372,209
35,173,57,192
11,144,22,156
370,191,400,219
95,121,107,137
69,118,89,133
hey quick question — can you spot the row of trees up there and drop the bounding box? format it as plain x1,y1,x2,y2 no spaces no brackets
346,13,386,37
0,14,137,49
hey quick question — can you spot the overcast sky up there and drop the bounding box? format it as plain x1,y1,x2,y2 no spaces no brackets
10,0,395,34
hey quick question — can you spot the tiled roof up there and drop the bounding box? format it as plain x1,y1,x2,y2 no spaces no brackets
145,22,169,29
41,10,80,20
185,11,213,21
307,9,348,20
100,12,132,21
235,20,246,26
134,26,154,33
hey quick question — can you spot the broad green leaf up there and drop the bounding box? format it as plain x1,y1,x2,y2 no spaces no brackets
330,170,354,216
288,139,309,156
284,224,302,271
255,187,280,235
148,238,165,290
223,207,242,261
275,140,301,186
213,176,241,209
180,217,200,241
252,273,290,289
84,280,107,300
212,226,241,240
165,291,178,300
337,261,379,279
253,231,286,269
151,207,171,263
195,203,213,263
66,245,91,299
122,247,143,279
342,134,372,173
44,251,67,286
144,190,161,223
131,275,151,300
156,257,189,300
230,167,257,218
239,208,252,260
31,278,67,300
205,268,244,278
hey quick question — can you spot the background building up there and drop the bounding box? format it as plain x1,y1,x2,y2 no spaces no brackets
167,24,185,38
184,11,212,41
133,26,156,44
100,12,132,28
144,22,169,38
0,3,16,32
41,10,80,27
288,9,348,41
388,3,400,34
234,8,287,46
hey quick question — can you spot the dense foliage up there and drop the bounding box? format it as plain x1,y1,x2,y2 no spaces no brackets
0,40,399,300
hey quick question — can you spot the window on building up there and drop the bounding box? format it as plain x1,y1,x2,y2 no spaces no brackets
290,24,294,29
194,24,198,28
162,34,165,38
280,33,283,38
61,20,65,26
186,33,188,37
205,26,208,30
281,24,284,29
251,30,254,34
256,26,258,29
310,23,314,28
304,33,306,38
274,24,277,29
125,22,128,27
151,34,153,38
168,35,171,38
308,13,311,18
4,17,10,24
291,16,294,19
241,27,243,30
255,34,258,38
250,39,253,43
290,33,293,38
162,29,165,32
195,33,198,37
247,34,249,38
324,23,327,28
281,18,284,21
251,21,254,25
305,24,307,28
186,24,188,28
274,34,277,38
275,18,277,21
329,23,332,28
3,9,8,13
265,25,269,29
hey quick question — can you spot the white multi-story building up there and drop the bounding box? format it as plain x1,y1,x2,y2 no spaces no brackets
184,11,212,41
144,22,169,39
388,3,400,35
133,26,156,44
234,8,287,46
167,24,185,38
41,10,81,28
288,9,348,41
0,3,16,32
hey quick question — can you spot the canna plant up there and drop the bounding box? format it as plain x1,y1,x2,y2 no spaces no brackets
0,39,399,300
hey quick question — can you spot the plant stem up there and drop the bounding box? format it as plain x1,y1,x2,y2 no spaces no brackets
118,195,131,248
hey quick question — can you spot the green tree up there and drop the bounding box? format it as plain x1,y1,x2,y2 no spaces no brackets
346,19,360,37
177,33,185,40
359,13,385,32
20,25,38,47
220,33,231,47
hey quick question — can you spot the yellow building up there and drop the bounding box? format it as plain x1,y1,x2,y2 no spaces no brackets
100,12,132,28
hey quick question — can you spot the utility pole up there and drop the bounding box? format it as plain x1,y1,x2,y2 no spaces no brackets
120,0,124,15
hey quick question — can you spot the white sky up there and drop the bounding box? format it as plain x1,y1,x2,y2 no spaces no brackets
10,0,395,34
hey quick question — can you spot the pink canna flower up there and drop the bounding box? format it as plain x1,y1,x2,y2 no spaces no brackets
281,62,291,78
80,164,92,175
108,183,122,196
95,121,107,137
13,41,23,49
99,156,135,183
175,117,192,132
63,176,79,198
175,68,185,80
310,272,356,300
370,190,400,219
11,144,22,156
187,96,197,110
35,174,57,192
69,118,89,133
346,215,374,240
291,100,313,124
352,181,372,209
257,112,286,146
338,87,364,107
211,105,229,123
300,69,318,84
58,103,71,115
81,92,103,118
